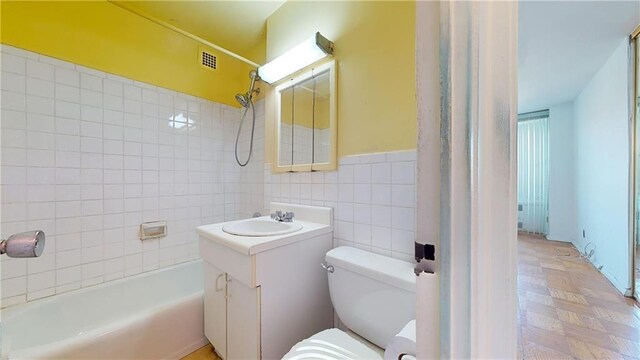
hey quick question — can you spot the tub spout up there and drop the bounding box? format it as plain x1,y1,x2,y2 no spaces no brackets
0,230,45,258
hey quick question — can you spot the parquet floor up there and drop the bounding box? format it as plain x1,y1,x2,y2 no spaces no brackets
518,234,640,359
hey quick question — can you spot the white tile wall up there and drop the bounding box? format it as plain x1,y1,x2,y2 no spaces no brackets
279,124,331,165
0,44,415,308
0,45,264,307
222,100,265,220
264,150,417,262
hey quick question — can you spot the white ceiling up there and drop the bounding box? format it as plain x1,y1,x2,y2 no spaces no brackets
518,1,639,113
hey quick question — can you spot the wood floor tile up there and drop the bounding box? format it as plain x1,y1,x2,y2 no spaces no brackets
519,282,551,296
601,319,640,342
567,338,624,360
527,291,555,307
593,306,640,327
545,268,573,278
611,335,640,358
586,295,640,313
556,308,606,332
562,323,621,352
527,312,564,334
580,287,628,304
181,344,219,360
523,341,573,360
527,300,560,319
522,326,572,354
520,275,548,287
549,288,588,304
546,276,580,293
540,261,567,271
553,298,597,316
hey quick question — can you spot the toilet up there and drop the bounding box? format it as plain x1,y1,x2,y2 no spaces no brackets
283,246,416,359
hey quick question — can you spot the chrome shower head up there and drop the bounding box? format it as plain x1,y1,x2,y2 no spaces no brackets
235,93,251,108
235,69,262,109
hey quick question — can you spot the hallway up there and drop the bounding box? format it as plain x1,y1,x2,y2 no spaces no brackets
518,234,640,359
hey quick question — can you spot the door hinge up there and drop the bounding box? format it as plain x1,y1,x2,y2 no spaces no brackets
415,242,435,262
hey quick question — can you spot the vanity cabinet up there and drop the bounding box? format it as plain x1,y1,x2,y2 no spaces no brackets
198,204,334,360
204,262,259,359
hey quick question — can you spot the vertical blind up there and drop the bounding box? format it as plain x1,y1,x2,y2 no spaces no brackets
517,112,549,235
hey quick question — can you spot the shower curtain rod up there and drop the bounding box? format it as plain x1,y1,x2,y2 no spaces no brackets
108,1,262,68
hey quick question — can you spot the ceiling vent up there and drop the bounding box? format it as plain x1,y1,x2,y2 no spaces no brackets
199,47,217,70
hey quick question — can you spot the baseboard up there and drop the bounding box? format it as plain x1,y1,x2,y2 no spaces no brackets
569,240,632,296
600,267,631,295
545,233,571,243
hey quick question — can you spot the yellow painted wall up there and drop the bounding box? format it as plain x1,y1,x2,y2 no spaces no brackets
264,1,416,160
0,1,254,107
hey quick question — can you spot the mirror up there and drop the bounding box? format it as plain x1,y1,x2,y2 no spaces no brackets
275,61,336,172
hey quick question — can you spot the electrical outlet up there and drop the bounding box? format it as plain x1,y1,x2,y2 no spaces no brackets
583,230,586,238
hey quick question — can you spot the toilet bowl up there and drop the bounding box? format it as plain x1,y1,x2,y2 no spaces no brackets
283,246,416,359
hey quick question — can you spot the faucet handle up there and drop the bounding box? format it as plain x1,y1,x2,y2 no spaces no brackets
270,210,284,221
284,212,295,222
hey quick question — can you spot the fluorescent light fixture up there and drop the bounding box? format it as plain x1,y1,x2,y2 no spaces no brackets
258,32,334,84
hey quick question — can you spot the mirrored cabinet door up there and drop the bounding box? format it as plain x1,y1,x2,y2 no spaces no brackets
312,70,332,164
275,60,336,172
292,76,315,166
278,87,294,167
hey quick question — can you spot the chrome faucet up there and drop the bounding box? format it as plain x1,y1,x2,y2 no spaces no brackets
271,210,294,222
1,230,45,258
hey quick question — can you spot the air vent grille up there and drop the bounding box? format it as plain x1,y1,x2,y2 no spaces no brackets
201,50,217,70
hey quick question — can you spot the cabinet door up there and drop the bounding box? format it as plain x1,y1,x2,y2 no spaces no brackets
203,262,227,359
227,276,260,359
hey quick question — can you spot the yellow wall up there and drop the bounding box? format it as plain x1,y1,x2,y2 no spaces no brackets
0,1,254,107
265,1,416,160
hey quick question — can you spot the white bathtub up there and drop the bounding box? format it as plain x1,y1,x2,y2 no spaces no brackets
1,260,206,360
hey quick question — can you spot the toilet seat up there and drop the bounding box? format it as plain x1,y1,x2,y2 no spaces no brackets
282,328,384,360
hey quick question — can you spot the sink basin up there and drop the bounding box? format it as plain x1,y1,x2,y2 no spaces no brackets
222,218,303,237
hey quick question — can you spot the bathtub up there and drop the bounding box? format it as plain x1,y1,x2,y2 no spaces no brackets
1,260,206,360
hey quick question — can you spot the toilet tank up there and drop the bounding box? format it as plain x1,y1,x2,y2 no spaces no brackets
325,247,416,349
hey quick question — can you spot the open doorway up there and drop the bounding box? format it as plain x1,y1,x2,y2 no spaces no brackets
517,2,640,358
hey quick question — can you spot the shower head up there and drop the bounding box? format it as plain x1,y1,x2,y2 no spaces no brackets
235,70,261,108
235,93,251,108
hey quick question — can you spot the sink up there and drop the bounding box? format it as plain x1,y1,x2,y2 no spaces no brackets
222,218,303,237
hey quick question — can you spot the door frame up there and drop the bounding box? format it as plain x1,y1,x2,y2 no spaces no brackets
630,24,639,299
415,1,519,358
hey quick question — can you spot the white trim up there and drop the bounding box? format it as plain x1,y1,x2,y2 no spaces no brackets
416,1,441,359
628,30,638,298
544,233,572,243
416,1,518,358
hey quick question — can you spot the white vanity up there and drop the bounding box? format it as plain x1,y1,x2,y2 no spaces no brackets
197,202,334,359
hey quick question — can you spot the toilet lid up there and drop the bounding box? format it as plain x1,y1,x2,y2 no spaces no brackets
282,328,384,360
